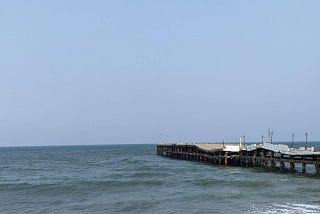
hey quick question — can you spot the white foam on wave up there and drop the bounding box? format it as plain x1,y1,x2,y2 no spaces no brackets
249,202,320,214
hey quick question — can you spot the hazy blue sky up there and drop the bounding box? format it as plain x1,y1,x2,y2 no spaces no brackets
1,1,319,146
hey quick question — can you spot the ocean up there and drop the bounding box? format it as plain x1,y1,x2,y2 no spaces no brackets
1,143,320,214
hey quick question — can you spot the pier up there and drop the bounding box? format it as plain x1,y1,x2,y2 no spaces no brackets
157,143,320,174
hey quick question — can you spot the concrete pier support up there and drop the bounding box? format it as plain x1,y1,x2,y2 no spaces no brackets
315,160,319,174
224,153,228,166
279,155,285,171
218,157,222,165
270,152,276,169
290,161,295,173
245,158,249,167
280,160,285,172
302,162,307,174
271,159,276,169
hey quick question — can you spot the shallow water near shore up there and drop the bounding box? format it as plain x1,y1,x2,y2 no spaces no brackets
1,143,320,213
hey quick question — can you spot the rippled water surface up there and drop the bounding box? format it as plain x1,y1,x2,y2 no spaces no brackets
1,144,320,213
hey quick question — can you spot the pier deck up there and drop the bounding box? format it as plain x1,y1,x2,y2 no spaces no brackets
157,143,320,174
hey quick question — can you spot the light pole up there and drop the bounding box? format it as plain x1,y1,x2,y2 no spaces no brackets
291,133,294,148
243,136,245,147
305,132,308,150
159,133,164,144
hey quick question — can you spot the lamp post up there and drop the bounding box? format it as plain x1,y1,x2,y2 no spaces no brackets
159,133,164,144
291,133,294,148
305,133,308,150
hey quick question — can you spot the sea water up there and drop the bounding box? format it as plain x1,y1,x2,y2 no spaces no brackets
1,143,320,213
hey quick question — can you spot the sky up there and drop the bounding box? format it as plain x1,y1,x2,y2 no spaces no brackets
1,0,320,146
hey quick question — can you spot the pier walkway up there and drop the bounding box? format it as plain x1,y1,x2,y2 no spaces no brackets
157,143,320,174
